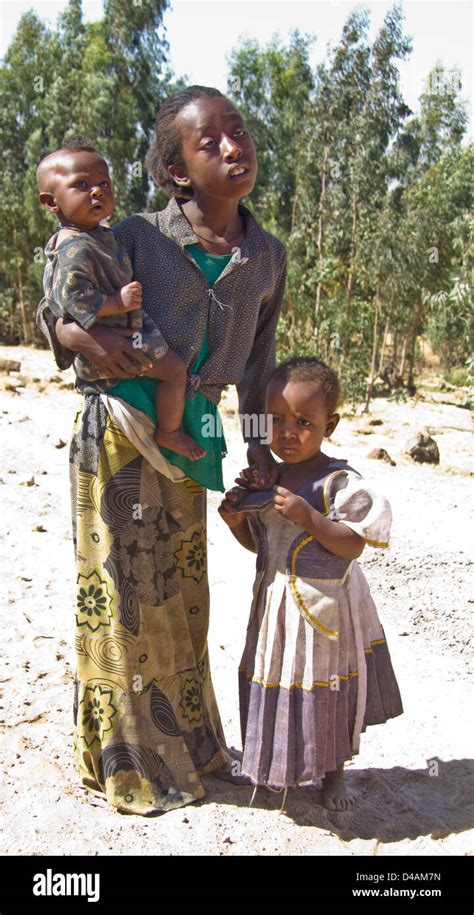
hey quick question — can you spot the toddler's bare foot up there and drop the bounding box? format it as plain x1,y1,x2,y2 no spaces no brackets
154,428,206,461
322,769,355,812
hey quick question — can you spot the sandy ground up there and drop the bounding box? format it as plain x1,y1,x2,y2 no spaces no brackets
1,345,473,857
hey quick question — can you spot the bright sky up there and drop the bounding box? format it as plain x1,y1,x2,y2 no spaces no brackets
1,0,472,132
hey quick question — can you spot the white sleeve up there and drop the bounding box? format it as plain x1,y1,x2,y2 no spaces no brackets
329,472,392,548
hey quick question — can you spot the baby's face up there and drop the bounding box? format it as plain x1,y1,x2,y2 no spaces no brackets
49,151,114,228
265,379,339,464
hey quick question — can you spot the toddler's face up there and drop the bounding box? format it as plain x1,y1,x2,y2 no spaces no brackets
47,151,114,228
265,379,339,464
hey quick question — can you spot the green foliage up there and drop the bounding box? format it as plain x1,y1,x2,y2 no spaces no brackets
1,0,472,413
229,3,472,403
0,0,173,342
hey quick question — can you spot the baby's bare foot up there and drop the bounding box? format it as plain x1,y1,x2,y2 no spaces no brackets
154,429,206,461
322,770,355,812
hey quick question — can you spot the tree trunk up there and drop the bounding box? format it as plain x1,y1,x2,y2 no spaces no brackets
399,337,407,380
346,193,357,301
392,330,398,365
342,192,358,355
287,289,296,350
407,304,421,393
379,314,390,375
363,290,380,413
314,144,329,346
13,228,31,344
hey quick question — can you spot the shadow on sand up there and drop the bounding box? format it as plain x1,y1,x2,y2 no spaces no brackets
201,757,474,842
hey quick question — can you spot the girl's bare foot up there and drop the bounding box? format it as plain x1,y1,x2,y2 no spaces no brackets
322,767,355,812
154,428,206,461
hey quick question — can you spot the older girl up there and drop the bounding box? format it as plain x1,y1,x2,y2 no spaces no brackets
37,86,285,815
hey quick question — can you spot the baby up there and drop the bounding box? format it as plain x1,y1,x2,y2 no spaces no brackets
36,137,205,461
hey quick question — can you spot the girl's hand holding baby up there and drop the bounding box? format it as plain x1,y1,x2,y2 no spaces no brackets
273,486,313,528
236,442,279,490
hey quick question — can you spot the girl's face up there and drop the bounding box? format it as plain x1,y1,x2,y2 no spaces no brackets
167,96,257,200
266,379,340,464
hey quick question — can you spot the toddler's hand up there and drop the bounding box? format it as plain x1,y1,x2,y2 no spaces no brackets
273,486,312,527
218,487,247,528
118,281,143,310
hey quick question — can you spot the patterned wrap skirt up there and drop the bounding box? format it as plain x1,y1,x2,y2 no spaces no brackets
70,395,229,814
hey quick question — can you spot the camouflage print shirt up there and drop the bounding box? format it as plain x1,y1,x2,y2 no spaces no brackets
37,225,168,393
37,196,287,417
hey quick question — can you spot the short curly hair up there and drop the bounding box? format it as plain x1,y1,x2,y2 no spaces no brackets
267,357,341,415
60,135,98,153
145,86,226,199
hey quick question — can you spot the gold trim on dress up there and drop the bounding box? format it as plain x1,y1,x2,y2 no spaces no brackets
239,638,387,691
289,535,340,638
239,667,359,691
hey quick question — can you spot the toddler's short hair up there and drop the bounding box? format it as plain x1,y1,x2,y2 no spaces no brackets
60,135,98,154
267,357,341,415
36,136,104,192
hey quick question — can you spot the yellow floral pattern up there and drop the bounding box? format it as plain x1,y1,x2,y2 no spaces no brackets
76,569,114,632
174,529,207,583
80,684,117,748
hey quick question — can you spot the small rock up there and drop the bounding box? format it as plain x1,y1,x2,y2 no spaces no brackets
368,419,383,426
20,476,37,487
367,448,396,466
2,380,21,393
404,432,440,464
33,525,47,532
54,439,67,449
223,837,234,844
0,358,21,374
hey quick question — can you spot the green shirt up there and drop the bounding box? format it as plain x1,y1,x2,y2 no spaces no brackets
109,244,232,491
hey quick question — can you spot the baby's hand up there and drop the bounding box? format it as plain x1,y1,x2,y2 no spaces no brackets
273,486,312,527
118,281,142,310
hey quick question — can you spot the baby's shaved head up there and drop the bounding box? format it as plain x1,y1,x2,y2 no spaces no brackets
36,137,105,193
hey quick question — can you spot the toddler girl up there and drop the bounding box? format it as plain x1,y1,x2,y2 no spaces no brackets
219,356,403,811
37,138,205,461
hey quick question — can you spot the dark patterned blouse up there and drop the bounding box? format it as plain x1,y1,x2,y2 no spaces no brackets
37,196,287,419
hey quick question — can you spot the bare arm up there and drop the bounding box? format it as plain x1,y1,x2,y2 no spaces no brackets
303,507,365,560
218,494,257,553
273,487,365,561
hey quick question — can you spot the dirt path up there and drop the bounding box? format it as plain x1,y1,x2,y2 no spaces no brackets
1,346,473,856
